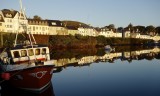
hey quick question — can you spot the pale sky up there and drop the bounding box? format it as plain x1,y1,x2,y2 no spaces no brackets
0,0,160,27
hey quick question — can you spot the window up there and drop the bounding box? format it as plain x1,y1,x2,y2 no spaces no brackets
35,49,40,55
42,48,46,55
52,22,56,25
13,51,20,58
42,27,45,31
21,50,27,57
28,49,34,56
33,26,35,31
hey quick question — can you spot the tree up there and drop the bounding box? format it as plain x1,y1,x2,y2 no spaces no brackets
108,24,116,32
155,26,160,35
145,25,155,36
127,23,134,32
128,23,133,28
134,25,145,34
117,27,123,32
33,15,42,20
108,24,115,29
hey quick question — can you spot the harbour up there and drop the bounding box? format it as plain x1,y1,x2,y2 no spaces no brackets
1,46,160,96
0,0,160,96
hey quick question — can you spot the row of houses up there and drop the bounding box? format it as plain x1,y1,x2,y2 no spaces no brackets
0,9,160,41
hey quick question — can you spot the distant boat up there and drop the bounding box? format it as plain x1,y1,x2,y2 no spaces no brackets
105,45,111,50
0,0,55,92
104,45,115,53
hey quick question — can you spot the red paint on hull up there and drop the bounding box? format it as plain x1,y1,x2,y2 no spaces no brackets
8,66,54,91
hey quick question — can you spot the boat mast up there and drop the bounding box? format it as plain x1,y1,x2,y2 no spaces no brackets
14,0,37,47
14,0,24,47
19,0,37,45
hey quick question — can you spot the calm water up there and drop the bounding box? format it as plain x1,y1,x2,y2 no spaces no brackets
1,46,160,96
52,59,160,96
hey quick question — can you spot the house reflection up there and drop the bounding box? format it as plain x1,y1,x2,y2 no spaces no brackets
52,47,160,73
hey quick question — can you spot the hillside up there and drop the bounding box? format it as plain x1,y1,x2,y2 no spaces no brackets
62,20,91,28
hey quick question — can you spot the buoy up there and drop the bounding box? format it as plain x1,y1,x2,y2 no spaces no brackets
1,73,10,80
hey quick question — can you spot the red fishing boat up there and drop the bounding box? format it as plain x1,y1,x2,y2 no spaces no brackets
0,0,55,92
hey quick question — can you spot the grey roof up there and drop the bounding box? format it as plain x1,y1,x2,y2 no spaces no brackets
1,9,18,18
66,26,78,30
0,14,4,22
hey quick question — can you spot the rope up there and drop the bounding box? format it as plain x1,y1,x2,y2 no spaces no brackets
0,48,7,57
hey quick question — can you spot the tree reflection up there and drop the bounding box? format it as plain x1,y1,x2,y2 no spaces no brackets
50,46,160,73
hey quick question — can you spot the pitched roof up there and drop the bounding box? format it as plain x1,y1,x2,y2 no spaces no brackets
66,26,78,30
1,9,18,18
0,14,4,22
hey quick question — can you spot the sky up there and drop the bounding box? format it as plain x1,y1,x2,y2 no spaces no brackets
0,0,160,27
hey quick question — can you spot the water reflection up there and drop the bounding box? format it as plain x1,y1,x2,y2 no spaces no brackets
0,46,160,96
0,82,55,96
51,46,160,69
51,46,160,96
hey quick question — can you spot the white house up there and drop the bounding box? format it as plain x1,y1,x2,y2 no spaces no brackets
99,27,122,38
28,19,49,35
66,26,78,36
139,35,152,39
99,28,114,37
0,9,28,33
78,27,98,37
47,20,67,35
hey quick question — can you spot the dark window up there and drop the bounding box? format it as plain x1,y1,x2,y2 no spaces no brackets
42,48,46,55
13,51,20,58
33,26,35,31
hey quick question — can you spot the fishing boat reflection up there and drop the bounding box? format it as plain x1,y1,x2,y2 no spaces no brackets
0,81,55,96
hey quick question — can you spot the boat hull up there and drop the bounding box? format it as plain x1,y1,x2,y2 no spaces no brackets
2,65,54,92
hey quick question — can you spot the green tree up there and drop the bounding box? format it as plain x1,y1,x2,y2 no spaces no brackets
33,15,42,20
127,23,134,32
145,25,155,36
134,25,145,34
107,24,116,32
155,26,160,35
117,27,123,32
